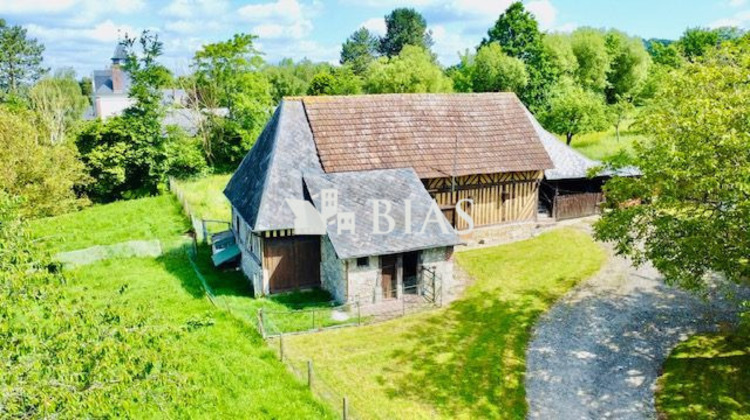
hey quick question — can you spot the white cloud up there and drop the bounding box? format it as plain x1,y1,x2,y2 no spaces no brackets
526,0,557,30
729,0,747,7
709,10,750,28
160,0,230,18
236,0,318,40
430,24,473,64
27,20,137,43
360,17,386,36
0,0,78,14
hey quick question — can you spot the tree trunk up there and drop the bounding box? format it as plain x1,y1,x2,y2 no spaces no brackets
615,122,621,142
566,133,574,145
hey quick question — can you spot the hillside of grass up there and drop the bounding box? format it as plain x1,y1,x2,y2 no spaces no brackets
656,333,750,419
31,195,335,418
284,228,606,419
559,117,647,163
172,174,232,221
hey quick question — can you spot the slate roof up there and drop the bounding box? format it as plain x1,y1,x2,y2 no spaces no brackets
525,110,641,180
223,100,323,231
302,93,553,178
93,69,132,96
304,168,461,259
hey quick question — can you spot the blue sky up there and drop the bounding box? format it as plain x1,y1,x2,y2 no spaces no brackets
2,0,748,77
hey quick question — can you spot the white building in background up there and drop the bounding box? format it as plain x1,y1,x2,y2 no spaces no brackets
91,44,135,119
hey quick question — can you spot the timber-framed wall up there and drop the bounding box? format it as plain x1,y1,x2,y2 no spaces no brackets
423,170,543,230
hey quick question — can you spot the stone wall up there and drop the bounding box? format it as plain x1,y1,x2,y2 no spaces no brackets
320,236,347,302
346,256,380,303
421,246,455,304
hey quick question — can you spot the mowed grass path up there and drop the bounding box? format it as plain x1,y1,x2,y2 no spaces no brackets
31,196,335,419
285,228,606,419
656,333,750,419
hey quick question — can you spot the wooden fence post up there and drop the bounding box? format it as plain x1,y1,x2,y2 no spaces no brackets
279,335,284,361
202,219,208,244
258,308,266,339
307,360,313,389
342,396,348,420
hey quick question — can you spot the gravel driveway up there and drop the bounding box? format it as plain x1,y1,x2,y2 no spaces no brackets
525,239,749,419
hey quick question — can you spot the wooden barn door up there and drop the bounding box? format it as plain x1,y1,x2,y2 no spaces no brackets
380,254,398,299
264,236,321,293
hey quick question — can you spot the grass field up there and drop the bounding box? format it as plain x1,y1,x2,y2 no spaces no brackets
172,174,232,221
32,195,335,418
561,118,647,162
284,228,606,419
656,333,750,419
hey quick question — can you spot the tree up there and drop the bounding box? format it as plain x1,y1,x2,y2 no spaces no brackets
543,33,578,77
472,42,528,94
604,30,650,104
193,33,273,166
29,69,89,145
609,96,635,141
76,31,174,201
540,78,608,145
379,8,433,57
0,107,88,217
263,58,331,103
595,40,750,290
340,27,379,75
678,27,719,61
364,45,452,94
446,51,475,93
307,72,336,95
0,19,47,97
481,2,555,109
646,41,683,68
570,28,610,93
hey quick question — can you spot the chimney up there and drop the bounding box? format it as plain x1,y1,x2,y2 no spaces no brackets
111,64,124,93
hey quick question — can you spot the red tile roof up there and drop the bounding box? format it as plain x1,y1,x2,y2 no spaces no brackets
300,93,553,178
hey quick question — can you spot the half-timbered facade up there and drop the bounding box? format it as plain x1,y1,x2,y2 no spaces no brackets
224,93,553,302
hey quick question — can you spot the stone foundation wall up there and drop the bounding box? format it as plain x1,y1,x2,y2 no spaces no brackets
461,222,537,248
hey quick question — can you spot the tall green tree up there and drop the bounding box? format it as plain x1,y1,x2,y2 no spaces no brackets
570,28,610,93
0,19,47,97
193,33,273,166
540,78,609,145
543,33,578,78
379,8,433,57
76,31,173,201
604,30,651,103
263,58,332,102
678,27,720,61
472,42,528,94
365,45,452,94
340,27,379,75
29,69,89,145
481,1,554,109
595,39,750,290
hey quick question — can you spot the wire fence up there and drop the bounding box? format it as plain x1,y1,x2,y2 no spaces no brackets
168,177,231,243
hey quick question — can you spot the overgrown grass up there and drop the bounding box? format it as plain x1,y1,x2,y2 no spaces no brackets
656,333,750,419
31,195,189,253
172,174,232,221
284,228,606,419
31,195,335,418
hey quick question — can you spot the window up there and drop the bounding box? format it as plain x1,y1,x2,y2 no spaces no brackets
356,257,369,267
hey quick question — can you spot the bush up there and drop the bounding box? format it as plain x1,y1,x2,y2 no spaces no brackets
0,107,89,218
164,126,209,179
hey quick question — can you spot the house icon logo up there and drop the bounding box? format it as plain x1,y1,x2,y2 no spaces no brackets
286,189,355,235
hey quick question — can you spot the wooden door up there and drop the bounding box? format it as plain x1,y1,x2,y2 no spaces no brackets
380,254,398,299
264,236,320,293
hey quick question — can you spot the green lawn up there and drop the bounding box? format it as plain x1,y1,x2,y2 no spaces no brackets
284,228,606,419
31,195,189,253
32,195,335,419
172,174,232,221
656,333,750,419
560,118,647,162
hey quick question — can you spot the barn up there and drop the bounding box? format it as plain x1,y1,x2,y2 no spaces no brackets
224,93,553,303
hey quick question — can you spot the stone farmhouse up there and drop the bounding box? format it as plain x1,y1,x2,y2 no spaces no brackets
223,93,607,304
